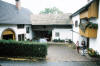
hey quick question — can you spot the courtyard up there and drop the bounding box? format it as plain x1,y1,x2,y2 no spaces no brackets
46,44,90,62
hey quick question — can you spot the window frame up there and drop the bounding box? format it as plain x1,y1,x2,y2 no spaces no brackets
75,20,78,27
55,32,59,37
17,24,25,29
18,34,24,41
26,27,30,33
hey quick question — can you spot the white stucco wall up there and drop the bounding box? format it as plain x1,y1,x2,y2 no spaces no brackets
72,15,80,33
72,14,87,46
89,28,100,54
25,25,33,40
52,28,72,41
0,24,33,41
89,0,100,54
72,15,82,44
89,18,99,52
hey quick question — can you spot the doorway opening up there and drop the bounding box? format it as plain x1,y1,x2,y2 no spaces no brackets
34,30,52,41
2,29,15,40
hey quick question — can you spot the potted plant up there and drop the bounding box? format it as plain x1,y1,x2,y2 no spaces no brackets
88,48,100,57
79,22,98,32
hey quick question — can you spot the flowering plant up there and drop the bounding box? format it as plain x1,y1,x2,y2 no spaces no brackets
88,48,99,57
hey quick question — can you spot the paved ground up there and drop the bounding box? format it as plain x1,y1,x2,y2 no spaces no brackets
0,61,100,66
46,44,90,62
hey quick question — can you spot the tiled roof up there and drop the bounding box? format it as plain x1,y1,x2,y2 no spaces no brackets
31,14,72,25
0,1,32,24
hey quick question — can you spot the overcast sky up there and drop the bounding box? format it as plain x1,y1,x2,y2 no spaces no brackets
2,0,88,14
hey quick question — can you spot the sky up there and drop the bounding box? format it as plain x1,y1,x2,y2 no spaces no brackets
2,0,88,14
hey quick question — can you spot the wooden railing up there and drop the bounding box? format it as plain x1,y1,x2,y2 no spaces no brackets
79,27,97,38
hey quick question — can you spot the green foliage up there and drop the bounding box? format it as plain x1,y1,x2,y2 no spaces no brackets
68,39,73,43
79,22,98,32
85,22,98,29
53,39,65,42
40,7,63,14
0,40,47,58
88,48,100,57
48,31,52,35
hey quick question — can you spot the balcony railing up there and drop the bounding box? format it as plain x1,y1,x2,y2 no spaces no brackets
79,27,97,38
79,22,98,38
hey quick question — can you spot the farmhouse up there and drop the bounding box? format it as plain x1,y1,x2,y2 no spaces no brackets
70,0,100,53
0,0,72,42
31,14,72,41
0,0,33,41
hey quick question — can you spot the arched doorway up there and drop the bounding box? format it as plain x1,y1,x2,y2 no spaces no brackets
2,29,15,40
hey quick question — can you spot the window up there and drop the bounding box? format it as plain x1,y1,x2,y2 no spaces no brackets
26,27,30,33
55,32,59,37
17,24,24,28
18,34,24,41
75,21,78,27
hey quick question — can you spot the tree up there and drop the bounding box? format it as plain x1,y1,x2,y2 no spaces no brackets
40,7,63,14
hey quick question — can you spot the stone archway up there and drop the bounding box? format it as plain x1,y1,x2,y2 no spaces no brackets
2,29,15,40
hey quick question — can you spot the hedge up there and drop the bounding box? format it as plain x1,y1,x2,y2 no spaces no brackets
0,40,47,58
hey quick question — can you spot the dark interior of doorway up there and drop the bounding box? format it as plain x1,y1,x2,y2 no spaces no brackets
87,38,89,48
34,31,52,41
2,34,13,40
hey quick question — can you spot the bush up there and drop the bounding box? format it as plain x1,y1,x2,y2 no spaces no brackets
0,40,47,58
68,39,73,43
88,48,100,57
53,39,65,42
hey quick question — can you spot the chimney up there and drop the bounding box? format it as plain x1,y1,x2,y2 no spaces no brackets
15,0,21,10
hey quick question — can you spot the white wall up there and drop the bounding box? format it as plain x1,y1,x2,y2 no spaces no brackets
89,18,100,52
72,14,88,46
52,28,72,41
72,15,81,44
72,15,80,33
89,0,100,54
25,25,33,40
0,24,33,41
89,0,100,53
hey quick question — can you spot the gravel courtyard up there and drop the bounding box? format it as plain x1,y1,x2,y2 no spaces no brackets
46,44,90,62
